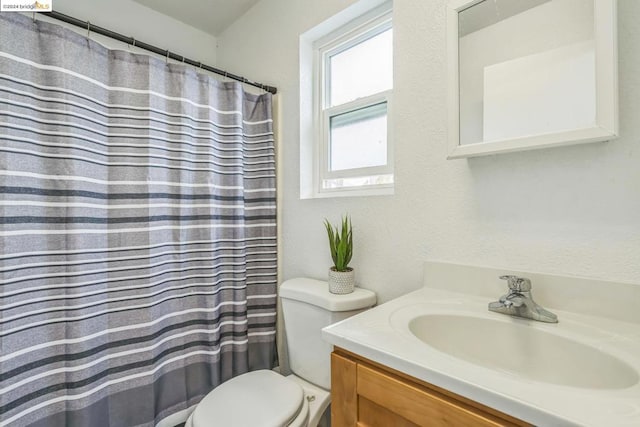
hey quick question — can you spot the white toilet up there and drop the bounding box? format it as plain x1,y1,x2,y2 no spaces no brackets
185,277,376,427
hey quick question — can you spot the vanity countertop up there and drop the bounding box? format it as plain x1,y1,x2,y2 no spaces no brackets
322,263,640,427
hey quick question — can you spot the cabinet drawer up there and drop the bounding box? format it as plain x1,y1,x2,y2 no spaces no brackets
356,364,517,427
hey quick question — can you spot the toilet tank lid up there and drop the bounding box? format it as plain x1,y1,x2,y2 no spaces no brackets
280,278,376,312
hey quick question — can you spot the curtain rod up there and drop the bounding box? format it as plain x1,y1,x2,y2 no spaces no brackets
42,11,278,95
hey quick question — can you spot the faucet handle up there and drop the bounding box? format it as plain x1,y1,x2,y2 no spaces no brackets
499,275,531,292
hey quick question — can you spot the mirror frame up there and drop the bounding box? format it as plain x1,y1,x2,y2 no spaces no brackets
447,0,618,159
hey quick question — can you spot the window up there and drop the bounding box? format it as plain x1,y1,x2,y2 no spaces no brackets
308,6,393,196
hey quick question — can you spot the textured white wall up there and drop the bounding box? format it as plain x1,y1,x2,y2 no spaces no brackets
40,0,217,64
217,0,640,303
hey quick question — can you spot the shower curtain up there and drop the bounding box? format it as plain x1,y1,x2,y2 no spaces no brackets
0,13,277,427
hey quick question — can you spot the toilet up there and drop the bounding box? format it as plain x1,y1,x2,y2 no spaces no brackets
185,277,376,427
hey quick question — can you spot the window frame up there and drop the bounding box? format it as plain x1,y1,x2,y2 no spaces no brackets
313,8,394,195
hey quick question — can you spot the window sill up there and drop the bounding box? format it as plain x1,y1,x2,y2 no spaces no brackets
301,184,394,199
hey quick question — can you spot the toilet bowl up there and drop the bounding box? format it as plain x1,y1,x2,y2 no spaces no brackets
184,278,376,427
185,370,312,427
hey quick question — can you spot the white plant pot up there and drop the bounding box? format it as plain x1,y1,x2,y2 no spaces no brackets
328,267,355,294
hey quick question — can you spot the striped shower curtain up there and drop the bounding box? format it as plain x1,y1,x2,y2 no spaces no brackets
0,13,277,427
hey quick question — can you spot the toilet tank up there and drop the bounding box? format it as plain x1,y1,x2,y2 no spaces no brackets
280,278,376,390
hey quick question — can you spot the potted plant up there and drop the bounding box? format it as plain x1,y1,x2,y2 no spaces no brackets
324,215,355,294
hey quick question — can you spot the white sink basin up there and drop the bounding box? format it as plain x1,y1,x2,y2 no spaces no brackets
409,314,639,390
324,263,640,426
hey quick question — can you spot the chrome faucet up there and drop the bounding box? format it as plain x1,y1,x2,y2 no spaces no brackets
488,275,558,323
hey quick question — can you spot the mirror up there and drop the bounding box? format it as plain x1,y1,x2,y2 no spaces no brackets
447,0,618,159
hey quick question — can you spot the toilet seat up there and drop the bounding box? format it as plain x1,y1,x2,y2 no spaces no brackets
188,370,308,427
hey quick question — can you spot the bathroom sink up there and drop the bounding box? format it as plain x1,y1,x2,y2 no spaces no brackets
325,263,640,426
409,314,639,389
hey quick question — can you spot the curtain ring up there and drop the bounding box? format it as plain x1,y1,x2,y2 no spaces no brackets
166,50,170,63
32,12,36,23
87,21,91,38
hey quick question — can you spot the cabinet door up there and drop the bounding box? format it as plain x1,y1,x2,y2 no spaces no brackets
358,395,420,427
331,350,529,427
357,364,517,427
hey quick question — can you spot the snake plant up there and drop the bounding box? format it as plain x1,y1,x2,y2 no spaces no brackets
324,215,353,272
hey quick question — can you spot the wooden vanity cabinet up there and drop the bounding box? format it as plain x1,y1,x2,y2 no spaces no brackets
331,348,531,427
